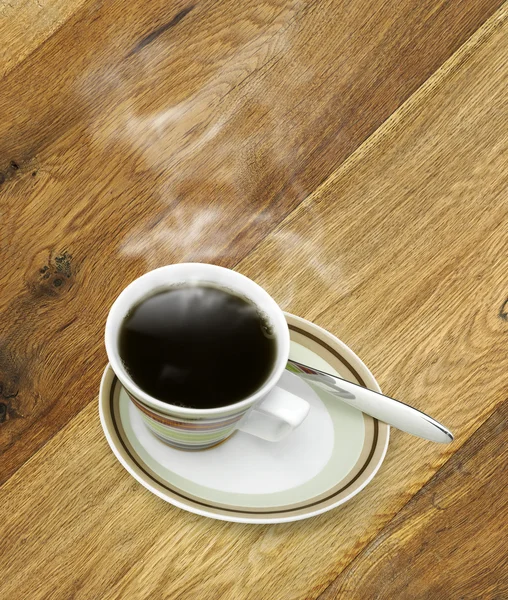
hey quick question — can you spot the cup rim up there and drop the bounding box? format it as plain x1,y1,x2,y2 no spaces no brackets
105,263,290,416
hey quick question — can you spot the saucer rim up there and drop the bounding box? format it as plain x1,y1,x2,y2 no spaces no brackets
99,312,390,524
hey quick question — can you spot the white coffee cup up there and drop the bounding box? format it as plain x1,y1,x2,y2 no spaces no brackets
105,263,309,450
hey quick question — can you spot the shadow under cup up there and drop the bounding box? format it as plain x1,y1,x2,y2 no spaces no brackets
104,263,290,450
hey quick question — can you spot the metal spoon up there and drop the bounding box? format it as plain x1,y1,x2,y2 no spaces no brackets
287,359,453,443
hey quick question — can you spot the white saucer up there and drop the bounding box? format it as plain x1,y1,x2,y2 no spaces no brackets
99,313,389,523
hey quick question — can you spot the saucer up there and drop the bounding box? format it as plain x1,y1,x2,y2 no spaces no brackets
99,313,389,523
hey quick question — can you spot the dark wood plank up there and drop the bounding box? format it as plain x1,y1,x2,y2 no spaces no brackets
318,400,508,599
0,0,502,484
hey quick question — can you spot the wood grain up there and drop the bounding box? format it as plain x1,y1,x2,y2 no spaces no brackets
0,7,507,600
0,0,502,484
0,0,87,78
319,400,508,600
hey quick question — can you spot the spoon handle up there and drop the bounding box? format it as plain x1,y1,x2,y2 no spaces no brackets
287,359,453,443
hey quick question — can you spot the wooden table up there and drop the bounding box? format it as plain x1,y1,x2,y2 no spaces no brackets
1,0,507,597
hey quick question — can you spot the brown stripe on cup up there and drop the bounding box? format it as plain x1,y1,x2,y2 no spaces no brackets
128,393,245,430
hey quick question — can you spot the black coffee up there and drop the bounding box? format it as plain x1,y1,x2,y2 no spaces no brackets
119,284,277,409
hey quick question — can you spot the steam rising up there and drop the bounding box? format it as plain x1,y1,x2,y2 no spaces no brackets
81,0,339,310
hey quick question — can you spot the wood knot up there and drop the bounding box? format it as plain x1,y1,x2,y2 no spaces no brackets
499,298,508,321
0,342,23,425
0,382,22,424
0,160,24,184
54,252,72,278
0,381,19,400
32,252,74,298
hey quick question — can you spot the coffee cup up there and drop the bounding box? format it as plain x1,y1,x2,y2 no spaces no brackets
105,263,309,450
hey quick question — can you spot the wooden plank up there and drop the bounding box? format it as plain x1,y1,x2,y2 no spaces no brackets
318,400,508,599
0,0,87,78
0,8,507,600
0,0,502,485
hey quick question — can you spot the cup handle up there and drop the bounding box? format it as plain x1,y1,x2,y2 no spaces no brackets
237,386,310,442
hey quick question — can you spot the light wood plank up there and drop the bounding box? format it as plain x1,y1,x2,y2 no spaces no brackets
318,401,508,599
0,0,87,77
0,0,501,482
1,7,507,600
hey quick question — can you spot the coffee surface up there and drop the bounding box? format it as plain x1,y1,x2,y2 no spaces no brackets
119,285,277,409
